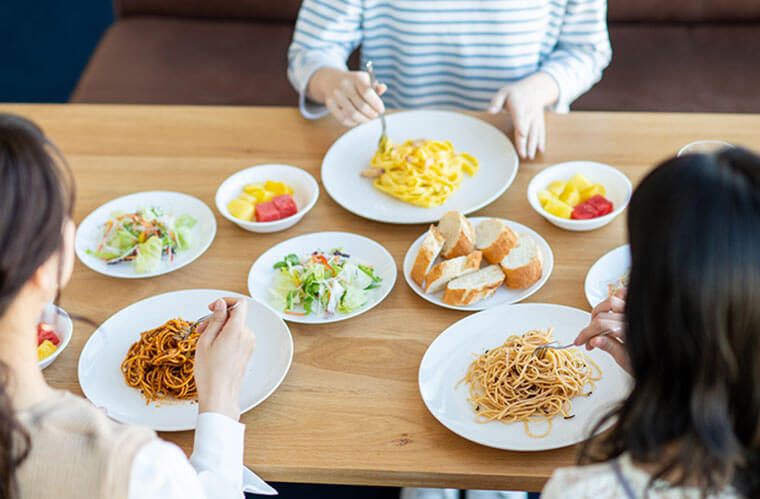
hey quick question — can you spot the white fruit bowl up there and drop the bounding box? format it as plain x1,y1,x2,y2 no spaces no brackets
38,303,73,369
216,164,319,233
527,161,632,232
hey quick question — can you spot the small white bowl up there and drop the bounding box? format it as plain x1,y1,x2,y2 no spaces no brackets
38,303,73,369
677,140,734,157
527,161,632,232
216,164,319,233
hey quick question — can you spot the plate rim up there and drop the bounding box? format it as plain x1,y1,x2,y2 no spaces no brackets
74,190,217,279
584,243,631,308
77,288,294,431
247,231,398,324
321,110,519,224
402,217,554,311
418,302,625,451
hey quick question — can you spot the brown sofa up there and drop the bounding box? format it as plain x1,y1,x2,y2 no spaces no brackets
71,0,760,112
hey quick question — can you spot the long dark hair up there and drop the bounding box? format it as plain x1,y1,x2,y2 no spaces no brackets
581,147,760,496
0,114,74,499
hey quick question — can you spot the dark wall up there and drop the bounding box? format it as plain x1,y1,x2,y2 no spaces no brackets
0,1,114,102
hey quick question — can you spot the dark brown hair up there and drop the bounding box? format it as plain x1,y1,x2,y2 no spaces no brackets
581,147,760,497
0,113,74,499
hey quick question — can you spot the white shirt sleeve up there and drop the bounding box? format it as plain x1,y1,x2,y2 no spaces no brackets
128,413,245,499
287,0,364,119
538,0,612,113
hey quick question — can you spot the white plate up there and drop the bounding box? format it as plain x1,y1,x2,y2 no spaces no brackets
585,244,631,308
403,217,553,311
78,289,293,431
248,232,397,324
419,303,632,451
75,191,217,279
321,110,518,224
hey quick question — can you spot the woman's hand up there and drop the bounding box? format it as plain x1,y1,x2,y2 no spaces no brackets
308,68,387,126
194,298,256,421
488,72,559,160
573,288,631,374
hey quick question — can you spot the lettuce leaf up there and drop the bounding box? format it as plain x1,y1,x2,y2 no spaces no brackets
134,236,163,274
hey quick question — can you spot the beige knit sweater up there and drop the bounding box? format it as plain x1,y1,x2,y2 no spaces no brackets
14,390,156,499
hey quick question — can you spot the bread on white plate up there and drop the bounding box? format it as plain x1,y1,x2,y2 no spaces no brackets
438,211,475,259
424,251,483,294
410,225,446,286
500,233,543,289
475,218,518,264
442,265,505,306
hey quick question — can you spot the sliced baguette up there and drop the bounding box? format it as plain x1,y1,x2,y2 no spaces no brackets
499,234,543,289
442,265,505,306
410,225,446,286
475,219,518,264
424,251,483,294
438,211,475,259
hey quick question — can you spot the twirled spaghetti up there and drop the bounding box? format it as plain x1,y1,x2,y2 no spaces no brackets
367,137,479,208
121,318,199,404
457,328,601,438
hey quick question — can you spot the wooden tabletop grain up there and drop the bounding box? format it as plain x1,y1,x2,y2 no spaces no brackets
2,104,758,492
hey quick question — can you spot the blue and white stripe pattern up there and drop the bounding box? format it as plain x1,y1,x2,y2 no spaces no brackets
288,0,611,118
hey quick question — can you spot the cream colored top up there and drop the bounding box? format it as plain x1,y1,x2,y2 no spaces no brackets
14,390,246,498
15,390,155,499
542,454,739,499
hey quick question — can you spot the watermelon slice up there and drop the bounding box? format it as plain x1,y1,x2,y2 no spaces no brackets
571,194,614,220
255,201,280,222
272,194,298,219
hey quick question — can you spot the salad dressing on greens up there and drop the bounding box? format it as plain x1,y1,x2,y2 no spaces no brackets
270,249,382,316
87,208,197,274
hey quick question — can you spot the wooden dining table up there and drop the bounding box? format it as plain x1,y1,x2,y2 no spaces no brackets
2,104,758,492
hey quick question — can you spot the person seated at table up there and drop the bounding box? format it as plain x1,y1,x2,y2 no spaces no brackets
0,113,256,499
287,0,611,160
542,146,760,498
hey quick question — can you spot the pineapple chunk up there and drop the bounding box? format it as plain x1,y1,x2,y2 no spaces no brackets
566,173,592,193
559,187,581,207
243,182,265,195
546,180,566,196
227,198,255,221
580,183,606,201
543,198,573,219
238,192,256,204
537,189,558,206
244,186,273,203
37,340,57,361
264,180,294,196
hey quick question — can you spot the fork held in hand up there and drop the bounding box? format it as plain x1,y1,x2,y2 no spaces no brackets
365,61,388,147
532,326,622,357
175,302,240,341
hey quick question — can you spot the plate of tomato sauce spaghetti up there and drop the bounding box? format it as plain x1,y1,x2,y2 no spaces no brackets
78,289,293,431
418,303,632,451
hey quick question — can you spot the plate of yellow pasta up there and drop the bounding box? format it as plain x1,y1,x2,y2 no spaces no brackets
321,110,519,224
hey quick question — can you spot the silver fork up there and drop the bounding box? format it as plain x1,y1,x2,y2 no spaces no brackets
532,326,621,357
175,302,240,341
365,61,387,147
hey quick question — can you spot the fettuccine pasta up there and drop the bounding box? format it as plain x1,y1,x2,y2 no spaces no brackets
457,328,601,438
367,137,479,208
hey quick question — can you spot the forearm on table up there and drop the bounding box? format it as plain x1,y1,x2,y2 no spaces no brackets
128,414,245,499
190,412,246,491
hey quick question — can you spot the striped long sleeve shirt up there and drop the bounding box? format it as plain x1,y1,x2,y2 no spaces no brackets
288,0,611,119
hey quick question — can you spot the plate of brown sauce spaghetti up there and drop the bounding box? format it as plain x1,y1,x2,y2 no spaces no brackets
78,289,293,431
418,303,632,451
